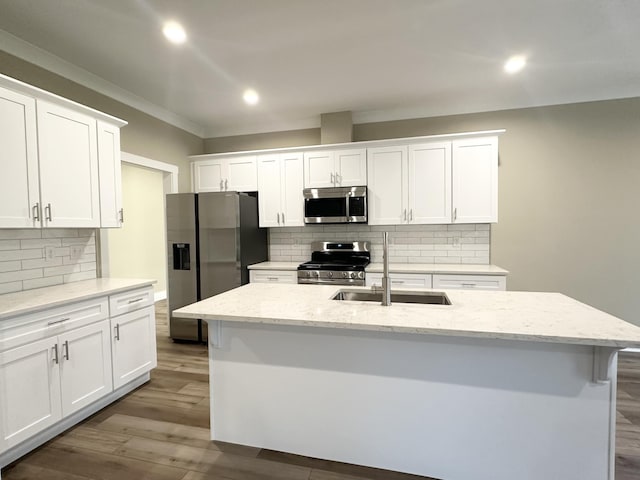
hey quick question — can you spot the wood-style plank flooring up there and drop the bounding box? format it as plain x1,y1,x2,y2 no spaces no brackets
2,301,640,479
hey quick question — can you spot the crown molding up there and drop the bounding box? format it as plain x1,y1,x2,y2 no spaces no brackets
0,29,205,137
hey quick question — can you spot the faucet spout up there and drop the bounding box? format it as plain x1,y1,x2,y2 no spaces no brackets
381,232,391,306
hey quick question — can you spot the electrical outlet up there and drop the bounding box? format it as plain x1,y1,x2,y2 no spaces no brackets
70,246,84,260
452,237,461,247
44,246,56,261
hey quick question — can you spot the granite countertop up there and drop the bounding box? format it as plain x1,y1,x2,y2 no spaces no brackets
0,278,156,320
173,283,640,348
248,261,508,275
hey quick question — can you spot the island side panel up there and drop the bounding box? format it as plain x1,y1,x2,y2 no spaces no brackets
207,321,615,480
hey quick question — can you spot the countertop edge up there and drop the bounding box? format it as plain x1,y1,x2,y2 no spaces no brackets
173,310,637,349
0,278,156,321
247,261,509,275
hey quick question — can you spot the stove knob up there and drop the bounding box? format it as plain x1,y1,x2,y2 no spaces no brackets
305,271,311,278
358,272,365,279
350,272,356,279
314,271,320,277
328,271,333,278
342,272,348,278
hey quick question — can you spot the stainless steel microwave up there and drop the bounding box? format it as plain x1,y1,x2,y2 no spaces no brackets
303,186,367,224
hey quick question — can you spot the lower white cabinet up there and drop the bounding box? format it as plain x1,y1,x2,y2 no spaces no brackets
0,336,62,451
249,270,297,284
111,306,157,389
366,273,432,288
432,274,506,291
0,284,156,462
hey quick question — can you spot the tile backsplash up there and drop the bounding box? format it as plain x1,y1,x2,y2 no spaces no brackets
269,224,490,264
0,229,97,295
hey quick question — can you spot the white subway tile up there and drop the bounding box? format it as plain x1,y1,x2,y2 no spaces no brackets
0,261,21,273
0,281,22,294
0,230,42,240
476,224,491,231
23,276,64,290
0,240,20,251
0,268,43,283
42,228,78,238
447,224,476,231
81,262,98,271
43,265,80,277
22,257,63,269
435,256,460,264
64,271,97,283
0,249,43,261
20,238,62,249
61,237,96,246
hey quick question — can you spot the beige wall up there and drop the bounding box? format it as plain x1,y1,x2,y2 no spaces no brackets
204,128,320,153
0,51,203,192
107,164,166,293
205,98,640,325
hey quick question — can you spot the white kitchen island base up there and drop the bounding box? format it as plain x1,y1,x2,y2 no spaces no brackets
208,320,618,480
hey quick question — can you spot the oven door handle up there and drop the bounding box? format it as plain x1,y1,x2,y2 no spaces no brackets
345,194,350,220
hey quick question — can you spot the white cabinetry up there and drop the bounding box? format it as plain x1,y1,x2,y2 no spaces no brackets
97,121,123,228
0,86,39,228
109,288,157,389
0,284,156,464
257,152,304,228
368,142,451,225
36,100,101,228
0,336,62,451
192,155,257,192
0,74,127,230
249,270,297,284
304,149,367,188
452,136,498,223
432,274,506,290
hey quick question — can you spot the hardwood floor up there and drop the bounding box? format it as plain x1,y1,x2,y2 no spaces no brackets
3,301,640,479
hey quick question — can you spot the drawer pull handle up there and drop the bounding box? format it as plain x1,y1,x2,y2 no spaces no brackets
115,324,120,341
267,277,278,281
128,298,144,304
52,344,59,364
391,280,404,284
461,283,476,288
48,317,70,326
63,340,70,360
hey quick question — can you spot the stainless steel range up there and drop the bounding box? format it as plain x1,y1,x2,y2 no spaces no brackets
297,241,370,286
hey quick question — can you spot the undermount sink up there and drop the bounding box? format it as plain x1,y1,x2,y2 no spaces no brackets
331,289,451,305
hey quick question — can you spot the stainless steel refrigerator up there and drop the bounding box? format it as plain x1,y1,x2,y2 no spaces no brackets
166,192,268,342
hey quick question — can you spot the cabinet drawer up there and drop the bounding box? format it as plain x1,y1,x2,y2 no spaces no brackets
366,273,433,288
249,270,297,284
432,274,506,291
109,287,154,317
0,298,109,352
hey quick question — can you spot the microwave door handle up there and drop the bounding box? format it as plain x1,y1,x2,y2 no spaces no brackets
345,194,350,221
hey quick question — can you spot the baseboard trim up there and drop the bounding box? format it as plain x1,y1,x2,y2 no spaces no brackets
154,290,167,302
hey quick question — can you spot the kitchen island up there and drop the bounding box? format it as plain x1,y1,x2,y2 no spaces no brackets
173,283,640,480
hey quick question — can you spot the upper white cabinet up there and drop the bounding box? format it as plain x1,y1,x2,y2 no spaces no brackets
192,155,257,193
304,148,367,188
368,142,451,225
257,152,304,228
0,74,127,229
37,100,101,228
97,120,124,228
452,136,498,223
0,86,39,228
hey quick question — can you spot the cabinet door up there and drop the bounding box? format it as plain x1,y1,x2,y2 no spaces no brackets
257,154,283,227
97,121,123,228
366,273,432,288
432,274,506,291
367,146,408,225
452,136,498,223
304,151,334,188
59,320,113,417
192,159,224,192
335,149,367,187
0,337,62,452
0,87,40,228
408,142,451,224
37,100,100,228
111,306,157,389
281,152,304,227
226,155,257,192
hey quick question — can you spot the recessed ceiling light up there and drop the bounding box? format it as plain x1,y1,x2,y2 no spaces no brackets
504,55,526,74
243,89,259,105
163,21,187,44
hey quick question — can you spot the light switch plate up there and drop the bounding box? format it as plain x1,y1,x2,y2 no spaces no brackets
44,246,56,261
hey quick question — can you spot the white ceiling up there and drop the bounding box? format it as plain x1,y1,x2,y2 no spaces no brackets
0,0,639,138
